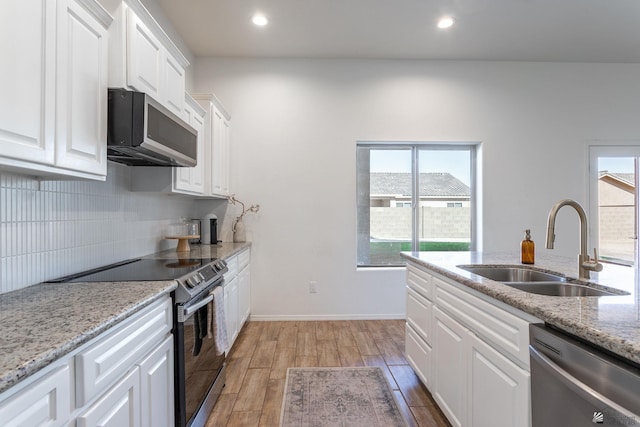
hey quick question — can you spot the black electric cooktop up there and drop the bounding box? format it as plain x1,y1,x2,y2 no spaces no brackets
47,257,217,283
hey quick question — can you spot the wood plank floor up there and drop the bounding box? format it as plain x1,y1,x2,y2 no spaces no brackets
205,320,450,427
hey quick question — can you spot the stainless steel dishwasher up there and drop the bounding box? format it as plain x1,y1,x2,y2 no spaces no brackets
529,324,640,426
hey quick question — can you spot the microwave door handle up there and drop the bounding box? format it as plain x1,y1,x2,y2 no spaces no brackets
530,346,639,420
181,295,214,321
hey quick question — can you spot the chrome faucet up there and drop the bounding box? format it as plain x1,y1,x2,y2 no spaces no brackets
545,199,603,279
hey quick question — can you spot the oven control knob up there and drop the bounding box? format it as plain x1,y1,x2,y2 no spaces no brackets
186,276,199,288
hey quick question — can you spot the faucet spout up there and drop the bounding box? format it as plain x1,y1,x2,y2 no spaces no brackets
545,199,602,279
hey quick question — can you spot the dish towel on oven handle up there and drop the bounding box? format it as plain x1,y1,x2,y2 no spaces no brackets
207,285,229,355
192,304,208,356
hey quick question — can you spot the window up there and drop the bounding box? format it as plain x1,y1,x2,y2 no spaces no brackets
589,145,640,266
357,143,477,266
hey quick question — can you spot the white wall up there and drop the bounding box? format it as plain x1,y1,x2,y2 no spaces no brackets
195,58,640,319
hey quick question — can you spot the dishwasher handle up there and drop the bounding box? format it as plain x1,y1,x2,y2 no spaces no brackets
530,345,639,421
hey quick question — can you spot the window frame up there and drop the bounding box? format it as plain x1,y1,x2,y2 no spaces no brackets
588,143,640,266
356,141,479,267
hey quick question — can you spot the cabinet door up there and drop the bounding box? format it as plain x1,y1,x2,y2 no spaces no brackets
433,307,467,427
238,265,251,327
55,0,108,176
174,107,194,190
211,107,230,196
174,104,205,194
220,116,230,195
468,333,530,427
224,277,239,350
189,109,205,193
406,287,432,344
163,53,185,116
126,9,162,100
139,336,174,427
405,323,432,389
0,366,70,427
77,367,140,427
0,0,55,165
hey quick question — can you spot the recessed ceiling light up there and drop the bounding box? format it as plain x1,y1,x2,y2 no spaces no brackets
252,13,268,27
437,16,455,29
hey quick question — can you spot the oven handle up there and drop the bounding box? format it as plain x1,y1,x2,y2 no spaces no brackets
180,295,214,322
530,345,638,420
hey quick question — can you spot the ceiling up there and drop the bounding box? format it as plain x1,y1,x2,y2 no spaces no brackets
155,0,640,62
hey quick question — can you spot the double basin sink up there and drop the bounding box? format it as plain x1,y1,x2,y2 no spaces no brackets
457,265,627,297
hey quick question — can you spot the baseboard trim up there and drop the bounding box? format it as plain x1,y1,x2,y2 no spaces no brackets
248,313,406,321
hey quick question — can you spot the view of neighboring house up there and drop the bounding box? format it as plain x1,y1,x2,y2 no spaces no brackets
369,172,471,241
598,171,635,262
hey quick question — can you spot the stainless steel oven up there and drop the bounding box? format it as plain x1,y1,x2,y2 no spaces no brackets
174,279,226,427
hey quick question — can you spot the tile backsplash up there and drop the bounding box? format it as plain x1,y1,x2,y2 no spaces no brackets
0,163,199,294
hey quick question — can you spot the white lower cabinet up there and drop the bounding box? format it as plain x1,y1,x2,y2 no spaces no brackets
405,262,539,427
223,248,251,352
0,365,71,427
0,297,174,427
433,307,467,427
77,367,140,427
238,265,251,326
468,332,530,427
405,323,432,388
224,276,239,348
139,336,174,427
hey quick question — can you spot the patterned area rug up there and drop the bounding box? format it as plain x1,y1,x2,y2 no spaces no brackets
280,367,409,427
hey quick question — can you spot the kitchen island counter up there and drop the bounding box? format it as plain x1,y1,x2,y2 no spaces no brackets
401,251,640,365
0,242,250,394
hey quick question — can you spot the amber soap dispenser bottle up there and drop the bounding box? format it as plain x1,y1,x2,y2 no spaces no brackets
521,229,535,264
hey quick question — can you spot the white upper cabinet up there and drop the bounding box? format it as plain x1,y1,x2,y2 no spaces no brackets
110,0,189,116
55,0,110,176
163,53,186,116
173,95,206,194
126,9,163,100
0,0,112,180
193,94,232,198
0,0,55,166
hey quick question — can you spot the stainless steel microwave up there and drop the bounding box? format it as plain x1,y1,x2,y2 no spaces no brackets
107,88,197,167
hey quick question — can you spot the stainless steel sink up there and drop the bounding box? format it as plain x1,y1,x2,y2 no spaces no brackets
503,282,619,297
457,264,629,297
458,265,566,282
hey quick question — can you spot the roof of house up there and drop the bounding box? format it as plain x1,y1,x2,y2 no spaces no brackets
370,172,470,197
599,171,635,190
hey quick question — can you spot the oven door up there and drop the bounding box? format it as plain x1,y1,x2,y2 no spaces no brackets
174,286,226,427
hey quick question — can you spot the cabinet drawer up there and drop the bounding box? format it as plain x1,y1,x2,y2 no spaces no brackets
76,366,140,427
237,249,250,271
75,298,172,406
434,277,532,367
405,323,432,389
0,366,71,427
224,255,238,279
407,263,433,300
406,287,432,344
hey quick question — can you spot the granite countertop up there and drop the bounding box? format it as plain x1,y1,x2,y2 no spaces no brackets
401,251,640,365
145,241,251,262
0,242,250,395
